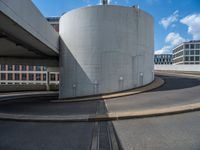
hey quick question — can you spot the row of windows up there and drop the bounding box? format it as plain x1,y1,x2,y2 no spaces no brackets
185,44,200,49
173,57,183,64
173,45,184,54
173,44,200,54
0,73,59,81
0,65,47,71
184,56,200,61
184,50,200,55
173,51,183,58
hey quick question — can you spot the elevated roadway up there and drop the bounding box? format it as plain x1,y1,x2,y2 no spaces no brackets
0,0,59,66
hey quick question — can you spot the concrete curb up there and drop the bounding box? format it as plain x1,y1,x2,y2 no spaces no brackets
0,91,58,103
0,102,200,122
52,77,164,103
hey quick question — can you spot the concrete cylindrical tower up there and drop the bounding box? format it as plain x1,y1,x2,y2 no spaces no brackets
59,5,154,99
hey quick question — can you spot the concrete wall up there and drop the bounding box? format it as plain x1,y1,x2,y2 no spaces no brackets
155,65,200,72
0,0,59,56
59,5,154,98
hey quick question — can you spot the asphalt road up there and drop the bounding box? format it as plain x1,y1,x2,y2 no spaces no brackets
0,75,200,116
0,73,200,150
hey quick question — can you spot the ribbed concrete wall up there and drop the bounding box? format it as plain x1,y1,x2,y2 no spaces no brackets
59,5,154,98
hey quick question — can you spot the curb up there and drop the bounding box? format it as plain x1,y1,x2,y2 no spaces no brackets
0,102,200,122
51,77,164,103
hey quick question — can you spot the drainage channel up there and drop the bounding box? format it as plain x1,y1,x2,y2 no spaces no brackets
90,121,122,150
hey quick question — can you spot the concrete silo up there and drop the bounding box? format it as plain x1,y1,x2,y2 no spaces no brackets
59,5,154,98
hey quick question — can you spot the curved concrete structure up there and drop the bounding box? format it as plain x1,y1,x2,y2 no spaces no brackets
59,5,154,98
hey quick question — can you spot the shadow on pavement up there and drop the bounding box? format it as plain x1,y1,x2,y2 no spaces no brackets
153,75,200,92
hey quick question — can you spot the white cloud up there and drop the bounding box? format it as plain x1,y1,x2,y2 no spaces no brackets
180,14,200,40
159,10,179,29
155,45,172,54
165,32,185,46
155,32,186,54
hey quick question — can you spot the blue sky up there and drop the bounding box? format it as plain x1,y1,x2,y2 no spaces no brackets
32,0,200,54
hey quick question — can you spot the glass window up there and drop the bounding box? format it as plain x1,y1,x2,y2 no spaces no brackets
36,66,41,71
29,66,34,71
185,44,189,49
36,74,41,81
195,56,200,61
22,73,26,80
185,50,189,55
43,66,47,71
8,73,12,80
15,65,19,71
15,74,19,80
190,44,195,49
1,73,5,80
195,50,200,55
190,50,195,55
8,65,13,71
57,74,60,81
196,44,200,49
21,65,26,71
1,64,6,71
190,56,194,61
185,56,189,61
29,74,34,81
50,74,56,81
43,74,46,81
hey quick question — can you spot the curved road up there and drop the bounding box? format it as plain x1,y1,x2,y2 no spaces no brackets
0,73,200,150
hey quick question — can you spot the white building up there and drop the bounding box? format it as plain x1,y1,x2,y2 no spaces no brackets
173,40,200,65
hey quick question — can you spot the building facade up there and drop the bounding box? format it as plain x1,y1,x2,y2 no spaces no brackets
46,17,60,32
0,17,60,86
154,54,172,64
0,64,59,85
173,40,200,65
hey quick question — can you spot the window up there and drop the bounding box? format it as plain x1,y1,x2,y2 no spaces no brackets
50,74,56,81
185,50,189,55
195,56,200,61
29,74,34,81
196,44,200,49
36,66,41,71
36,74,41,81
185,56,189,61
29,66,34,71
1,73,5,80
43,74,46,81
195,50,200,55
57,74,60,81
8,73,12,80
43,66,47,71
1,64,6,71
185,44,189,49
190,56,194,61
15,65,19,71
190,44,195,49
8,65,13,71
190,50,195,55
15,74,19,80
21,65,26,71
22,74,26,80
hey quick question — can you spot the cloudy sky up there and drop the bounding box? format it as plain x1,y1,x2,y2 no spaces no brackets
32,0,200,54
